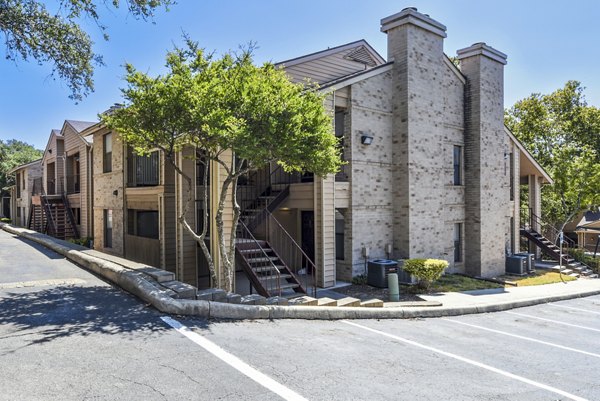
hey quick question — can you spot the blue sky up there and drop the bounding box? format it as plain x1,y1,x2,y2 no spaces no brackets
2,0,599,150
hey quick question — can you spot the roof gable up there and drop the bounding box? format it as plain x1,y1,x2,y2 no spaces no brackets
277,40,386,85
41,129,63,164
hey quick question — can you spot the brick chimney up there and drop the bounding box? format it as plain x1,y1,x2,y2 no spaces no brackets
381,8,448,260
457,42,508,277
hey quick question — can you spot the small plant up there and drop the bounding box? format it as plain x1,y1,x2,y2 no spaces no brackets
68,237,93,248
0,217,11,223
403,258,449,289
352,274,368,285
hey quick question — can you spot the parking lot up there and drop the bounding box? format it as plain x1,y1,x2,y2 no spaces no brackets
176,295,600,400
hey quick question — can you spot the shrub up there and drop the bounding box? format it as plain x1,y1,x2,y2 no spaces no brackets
403,258,449,289
352,274,367,285
0,217,11,223
68,237,93,248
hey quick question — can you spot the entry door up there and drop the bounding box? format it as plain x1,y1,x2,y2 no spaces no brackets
301,211,315,266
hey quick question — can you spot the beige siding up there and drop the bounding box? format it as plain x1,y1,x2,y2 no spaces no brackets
176,146,198,286
314,175,336,287
63,123,92,237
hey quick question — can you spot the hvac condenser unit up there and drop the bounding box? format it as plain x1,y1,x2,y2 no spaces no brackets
505,255,527,276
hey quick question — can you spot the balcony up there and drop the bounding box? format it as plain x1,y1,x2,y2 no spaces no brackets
127,150,159,187
66,175,80,194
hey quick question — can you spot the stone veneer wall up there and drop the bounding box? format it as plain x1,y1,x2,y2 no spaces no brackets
92,127,125,255
459,44,509,277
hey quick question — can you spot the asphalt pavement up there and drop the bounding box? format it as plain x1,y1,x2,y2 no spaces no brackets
1,229,600,400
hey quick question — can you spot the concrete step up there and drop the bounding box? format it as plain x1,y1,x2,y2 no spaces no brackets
289,296,318,306
337,297,361,307
317,297,338,307
360,299,384,308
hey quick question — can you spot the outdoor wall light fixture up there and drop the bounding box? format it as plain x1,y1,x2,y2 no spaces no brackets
360,131,374,145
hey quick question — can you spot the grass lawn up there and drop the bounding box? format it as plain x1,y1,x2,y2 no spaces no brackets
405,269,577,294
499,269,576,286
406,274,503,294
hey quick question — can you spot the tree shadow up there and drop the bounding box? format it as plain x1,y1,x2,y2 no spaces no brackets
0,284,210,352
10,234,65,260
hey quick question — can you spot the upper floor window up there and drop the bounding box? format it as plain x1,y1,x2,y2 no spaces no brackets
453,145,462,186
103,133,112,173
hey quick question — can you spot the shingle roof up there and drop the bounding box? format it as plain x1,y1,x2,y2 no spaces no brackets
66,120,96,133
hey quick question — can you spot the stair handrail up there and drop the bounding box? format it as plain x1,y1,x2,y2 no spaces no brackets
236,219,282,297
61,193,80,238
521,207,576,248
40,195,57,236
265,210,316,297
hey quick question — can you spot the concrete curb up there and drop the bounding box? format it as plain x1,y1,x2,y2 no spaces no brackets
3,223,600,320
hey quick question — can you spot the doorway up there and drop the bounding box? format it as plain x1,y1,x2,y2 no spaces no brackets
301,211,315,267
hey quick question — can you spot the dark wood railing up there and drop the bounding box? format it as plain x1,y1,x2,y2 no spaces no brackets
127,151,159,187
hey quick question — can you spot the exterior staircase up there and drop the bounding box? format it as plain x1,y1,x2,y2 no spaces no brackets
235,232,306,298
28,178,79,240
520,227,594,278
234,166,315,298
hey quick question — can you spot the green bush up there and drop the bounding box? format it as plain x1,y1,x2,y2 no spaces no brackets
68,237,93,248
352,274,367,285
0,217,11,223
403,258,449,289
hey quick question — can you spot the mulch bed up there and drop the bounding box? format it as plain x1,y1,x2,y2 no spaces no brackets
331,284,424,302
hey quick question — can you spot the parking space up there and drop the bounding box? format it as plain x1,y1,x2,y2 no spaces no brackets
178,295,600,400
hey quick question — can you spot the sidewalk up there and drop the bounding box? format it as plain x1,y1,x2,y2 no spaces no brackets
2,222,600,320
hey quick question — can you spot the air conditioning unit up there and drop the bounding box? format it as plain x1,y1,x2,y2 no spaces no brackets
367,259,398,288
506,255,527,276
515,253,535,273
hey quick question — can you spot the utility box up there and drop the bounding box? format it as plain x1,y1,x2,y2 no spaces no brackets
515,252,535,273
506,255,527,276
367,259,398,288
397,260,418,285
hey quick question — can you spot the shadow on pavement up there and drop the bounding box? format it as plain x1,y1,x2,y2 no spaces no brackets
10,235,66,260
0,284,209,350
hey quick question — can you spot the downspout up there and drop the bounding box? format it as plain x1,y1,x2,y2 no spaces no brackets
88,143,93,242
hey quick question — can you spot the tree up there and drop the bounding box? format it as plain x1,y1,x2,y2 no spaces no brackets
102,41,342,291
0,139,43,191
0,0,173,101
505,81,600,235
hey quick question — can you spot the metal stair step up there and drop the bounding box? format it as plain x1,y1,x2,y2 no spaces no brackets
239,248,273,254
247,256,279,264
259,274,293,281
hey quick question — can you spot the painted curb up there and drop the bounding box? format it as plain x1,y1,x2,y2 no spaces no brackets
2,223,600,320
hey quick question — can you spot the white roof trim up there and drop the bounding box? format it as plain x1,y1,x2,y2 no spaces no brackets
277,40,386,69
319,63,393,92
504,126,553,184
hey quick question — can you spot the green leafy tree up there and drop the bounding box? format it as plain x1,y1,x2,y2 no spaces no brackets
0,139,43,192
505,81,600,235
0,0,173,101
102,40,342,291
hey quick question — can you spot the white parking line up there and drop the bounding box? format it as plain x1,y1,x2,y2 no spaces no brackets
442,318,600,359
547,303,600,315
161,316,308,401
341,320,589,401
507,311,600,333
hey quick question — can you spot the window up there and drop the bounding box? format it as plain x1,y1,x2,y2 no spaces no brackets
16,172,21,198
104,209,113,248
196,150,210,186
335,210,345,260
453,145,462,185
509,152,515,201
454,223,463,263
128,210,159,239
103,133,112,173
